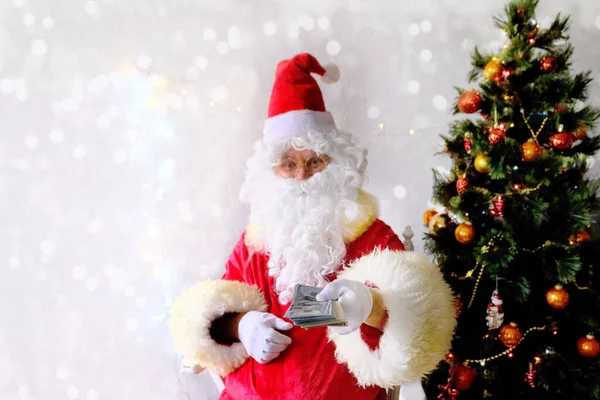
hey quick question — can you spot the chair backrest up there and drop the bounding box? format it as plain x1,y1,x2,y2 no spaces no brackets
205,225,417,399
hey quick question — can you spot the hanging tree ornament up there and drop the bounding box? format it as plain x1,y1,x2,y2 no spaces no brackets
453,296,464,318
489,196,505,217
464,135,472,153
554,103,568,113
429,213,450,234
458,90,482,114
437,379,459,400
577,334,600,358
546,284,569,309
549,132,573,150
450,364,477,391
499,322,523,347
456,177,469,195
525,363,536,388
494,67,513,85
521,139,542,162
484,58,504,80
423,209,438,226
540,56,559,72
577,230,591,243
455,223,476,244
489,126,506,145
474,154,491,174
572,123,588,141
486,288,505,330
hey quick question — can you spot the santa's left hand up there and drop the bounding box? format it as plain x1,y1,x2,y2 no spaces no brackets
316,279,373,335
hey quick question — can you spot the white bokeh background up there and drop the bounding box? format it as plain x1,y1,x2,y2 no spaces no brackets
2,1,600,399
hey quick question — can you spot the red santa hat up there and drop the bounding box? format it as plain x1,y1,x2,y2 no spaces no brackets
264,53,340,142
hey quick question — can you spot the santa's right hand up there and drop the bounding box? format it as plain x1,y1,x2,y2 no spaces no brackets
238,311,293,364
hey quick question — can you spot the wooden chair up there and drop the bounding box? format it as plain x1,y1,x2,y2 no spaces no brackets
200,226,420,400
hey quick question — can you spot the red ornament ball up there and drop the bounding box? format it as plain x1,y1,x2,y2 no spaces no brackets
450,364,477,391
456,177,469,195
577,230,591,243
458,90,482,114
489,128,506,145
554,103,568,113
578,335,600,358
499,322,523,347
540,56,559,72
546,284,569,309
572,125,588,141
549,132,573,150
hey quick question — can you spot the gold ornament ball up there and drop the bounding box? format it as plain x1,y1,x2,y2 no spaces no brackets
546,284,569,309
499,322,523,347
429,214,449,233
455,223,476,244
423,209,438,226
521,139,542,162
484,59,504,80
474,154,491,173
578,335,600,358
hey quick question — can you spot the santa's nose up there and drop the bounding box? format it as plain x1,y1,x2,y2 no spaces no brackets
295,167,310,180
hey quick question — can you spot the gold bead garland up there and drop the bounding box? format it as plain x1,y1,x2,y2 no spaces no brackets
521,110,549,143
464,325,547,366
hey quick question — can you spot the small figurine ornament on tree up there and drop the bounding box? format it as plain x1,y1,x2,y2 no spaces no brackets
424,1,600,398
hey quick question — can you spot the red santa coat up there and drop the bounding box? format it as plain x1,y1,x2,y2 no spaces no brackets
220,219,403,400
168,191,456,400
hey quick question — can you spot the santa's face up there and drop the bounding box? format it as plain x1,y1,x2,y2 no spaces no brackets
239,131,366,304
274,148,330,181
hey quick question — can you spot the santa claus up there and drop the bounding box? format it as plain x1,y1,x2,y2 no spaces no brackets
168,53,456,400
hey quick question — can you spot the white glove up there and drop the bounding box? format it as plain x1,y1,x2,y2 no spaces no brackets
316,279,373,335
238,311,293,364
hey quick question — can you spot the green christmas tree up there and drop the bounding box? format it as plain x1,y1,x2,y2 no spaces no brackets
423,1,600,398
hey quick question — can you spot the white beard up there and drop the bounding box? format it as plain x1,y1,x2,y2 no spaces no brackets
242,166,362,305
240,132,366,305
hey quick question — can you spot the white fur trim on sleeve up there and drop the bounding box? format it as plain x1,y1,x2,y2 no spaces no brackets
330,250,456,388
168,279,267,376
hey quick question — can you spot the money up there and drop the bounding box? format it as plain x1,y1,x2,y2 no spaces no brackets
284,284,347,329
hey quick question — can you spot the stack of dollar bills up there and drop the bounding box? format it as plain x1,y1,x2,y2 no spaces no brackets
284,284,347,329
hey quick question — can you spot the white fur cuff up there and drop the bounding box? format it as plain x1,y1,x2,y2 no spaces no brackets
330,250,456,388
168,279,267,376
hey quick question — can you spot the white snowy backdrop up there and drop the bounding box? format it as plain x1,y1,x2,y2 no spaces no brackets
1,1,600,399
